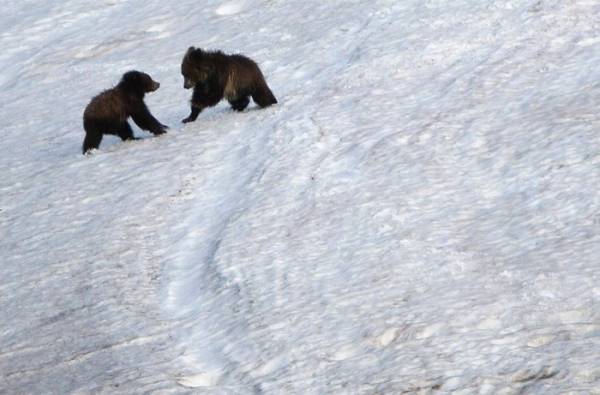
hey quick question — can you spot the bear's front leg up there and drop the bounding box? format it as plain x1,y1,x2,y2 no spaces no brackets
131,103,168,135
182,105,201,123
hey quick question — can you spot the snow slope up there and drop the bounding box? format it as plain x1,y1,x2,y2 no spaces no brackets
1,0,600,393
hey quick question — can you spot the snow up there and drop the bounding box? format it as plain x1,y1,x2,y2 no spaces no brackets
1,0,600,393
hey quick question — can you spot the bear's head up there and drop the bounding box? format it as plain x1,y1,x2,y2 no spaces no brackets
181,46,215,89
119,71,160,96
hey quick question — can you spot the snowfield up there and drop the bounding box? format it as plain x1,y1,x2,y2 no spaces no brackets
1,0,600,393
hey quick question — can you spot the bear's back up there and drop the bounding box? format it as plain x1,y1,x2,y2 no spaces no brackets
84,88,128,122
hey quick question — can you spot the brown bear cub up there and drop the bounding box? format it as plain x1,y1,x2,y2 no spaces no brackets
181,47,277,123
82,71,168,154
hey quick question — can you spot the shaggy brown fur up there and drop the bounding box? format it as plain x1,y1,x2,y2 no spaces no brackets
181,47,277,123
82,71,167,154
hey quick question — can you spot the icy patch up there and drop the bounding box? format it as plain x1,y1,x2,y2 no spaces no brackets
215,1,247,16
329,344,361,361
177,372,221,388
144,21,172,38
375,327,399,348
251,354,288,377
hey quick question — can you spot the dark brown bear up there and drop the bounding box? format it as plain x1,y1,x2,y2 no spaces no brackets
82,70,168,154
181,47,277,123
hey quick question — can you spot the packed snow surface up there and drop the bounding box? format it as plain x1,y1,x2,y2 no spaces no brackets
1,0,600,393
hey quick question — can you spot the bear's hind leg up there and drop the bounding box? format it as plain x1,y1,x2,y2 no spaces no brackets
82,118,105,154
229,96,250,112
82,131,103,154
251,83,277,108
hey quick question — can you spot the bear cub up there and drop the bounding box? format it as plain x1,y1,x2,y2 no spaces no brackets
181,47,277,123
82,70,168,154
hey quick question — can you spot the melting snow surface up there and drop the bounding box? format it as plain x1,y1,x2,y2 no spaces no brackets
1,0,600,393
